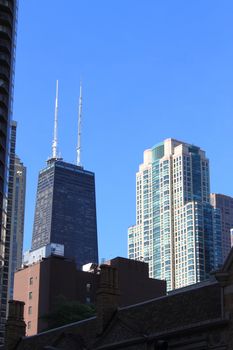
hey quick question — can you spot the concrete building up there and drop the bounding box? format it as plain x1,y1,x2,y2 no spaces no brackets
13,256,166,336
4,248,233,350
0,0,18,343
8,155,26,299
23,243,64,266
210,193,233,262
128,138,222,291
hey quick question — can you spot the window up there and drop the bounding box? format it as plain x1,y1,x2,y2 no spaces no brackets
29,277,33,285
29,292,32,300
86,283,91,293
86,297,91,304
28,306,32,315
27,321,31,330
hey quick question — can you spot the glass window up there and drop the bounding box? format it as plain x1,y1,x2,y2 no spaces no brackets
86,283,91,293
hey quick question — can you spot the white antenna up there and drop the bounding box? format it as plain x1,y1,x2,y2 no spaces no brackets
76,81,82,166
52,80,59,159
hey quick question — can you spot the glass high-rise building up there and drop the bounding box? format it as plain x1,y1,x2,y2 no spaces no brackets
0,1,18,343
31,159,98,269
128,138,222,291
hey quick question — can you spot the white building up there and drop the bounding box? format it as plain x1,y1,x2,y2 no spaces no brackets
128,138,222,291
23,243,64,266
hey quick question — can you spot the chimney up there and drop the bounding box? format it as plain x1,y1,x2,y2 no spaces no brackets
5,300,26,350
96,264,120,334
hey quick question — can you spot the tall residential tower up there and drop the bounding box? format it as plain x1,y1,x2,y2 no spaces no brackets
0,0,18,343
128,139,222,291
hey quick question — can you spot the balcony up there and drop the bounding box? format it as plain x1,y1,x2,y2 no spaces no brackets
0,52,10,67
0,0,13,14
0,65,9,80
0,25,12,40
0,93,8,108
0,38,11,53
0,106,7,123
0,12,12,28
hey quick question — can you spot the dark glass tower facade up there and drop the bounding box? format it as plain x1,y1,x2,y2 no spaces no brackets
0,0,17,344
31,160,98,269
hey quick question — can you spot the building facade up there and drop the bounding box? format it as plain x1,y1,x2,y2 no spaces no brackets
8,155,26,299
5,248,233,350
31,159,98,269
0,0,18,344
210,193,233,262
4,121,17,304
128,138,222,291
13,256,166,336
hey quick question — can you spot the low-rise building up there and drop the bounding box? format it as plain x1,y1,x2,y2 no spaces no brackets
3,248,233,350
13,256,166,336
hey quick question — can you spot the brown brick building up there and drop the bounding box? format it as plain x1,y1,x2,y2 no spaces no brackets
3,248,233,349
13,256,166,336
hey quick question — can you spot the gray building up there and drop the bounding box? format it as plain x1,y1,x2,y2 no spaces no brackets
31,159,98,269
210,193,233,262
8,155,26,299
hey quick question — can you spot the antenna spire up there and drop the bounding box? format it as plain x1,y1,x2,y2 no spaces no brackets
52,80,59,159
76,81,82,166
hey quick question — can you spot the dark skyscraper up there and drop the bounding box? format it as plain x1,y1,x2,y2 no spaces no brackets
31,82,98,268
31,160,98,268
0,0,18,344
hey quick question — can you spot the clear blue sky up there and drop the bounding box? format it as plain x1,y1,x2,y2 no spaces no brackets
14,1,233,261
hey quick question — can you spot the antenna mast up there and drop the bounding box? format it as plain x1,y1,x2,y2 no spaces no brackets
52,80,59,159
76,82,82,166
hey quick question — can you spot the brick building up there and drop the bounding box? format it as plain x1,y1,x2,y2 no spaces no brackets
3,248,233,349
13,256,166,336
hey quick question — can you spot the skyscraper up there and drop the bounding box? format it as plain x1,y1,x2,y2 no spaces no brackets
210,193,233,262
31,160,98,268
0,1,18,343
8,155,26,299
128,138,222,291
31,82,98,268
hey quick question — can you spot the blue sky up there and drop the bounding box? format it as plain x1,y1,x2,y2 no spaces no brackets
14,1,233,260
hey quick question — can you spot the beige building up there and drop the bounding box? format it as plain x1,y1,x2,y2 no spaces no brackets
128,138,222,291
8,156,26,300
210,193,233,261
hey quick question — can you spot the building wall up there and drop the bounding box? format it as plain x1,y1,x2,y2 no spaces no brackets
0,1,17,343
31,160,98,268
8,155,26,299
210,193,233,262
4,121,17,304
13,263,40,336
107,257,166,306
13,256,166,336
128,138,222,291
